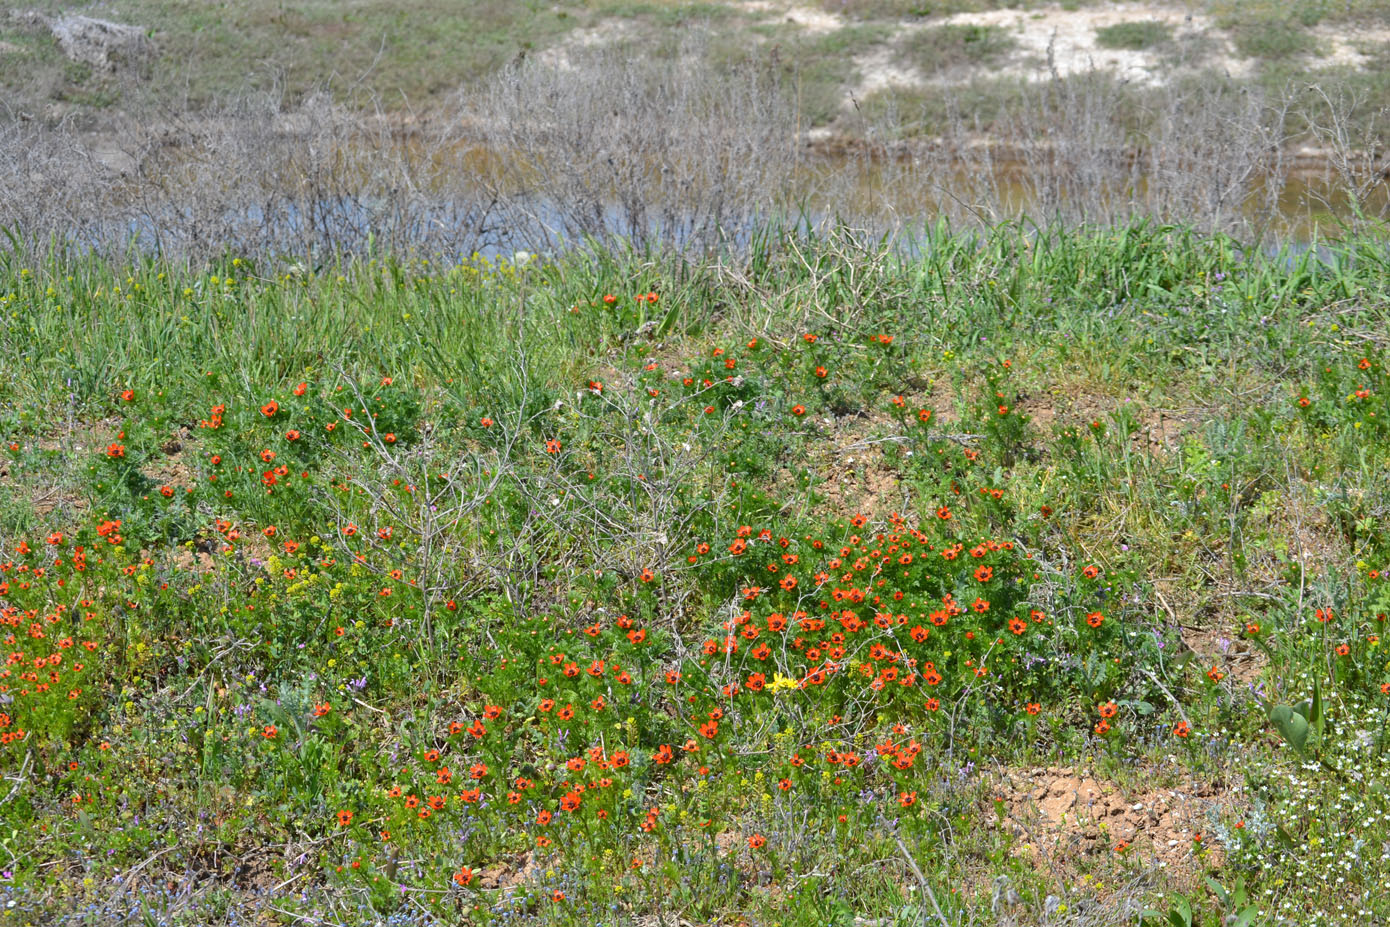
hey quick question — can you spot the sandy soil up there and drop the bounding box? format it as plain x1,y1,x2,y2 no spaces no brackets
542,1,1390,114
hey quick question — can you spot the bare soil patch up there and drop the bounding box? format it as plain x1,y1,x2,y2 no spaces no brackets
991,765,1234,885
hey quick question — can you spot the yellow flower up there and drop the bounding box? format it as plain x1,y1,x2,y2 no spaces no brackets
767,674,799,695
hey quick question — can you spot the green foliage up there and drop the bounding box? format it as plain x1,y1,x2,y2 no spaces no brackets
1,224,1390,923
1094,20,1172,51
902,23,1016,72
1229,17,1317,61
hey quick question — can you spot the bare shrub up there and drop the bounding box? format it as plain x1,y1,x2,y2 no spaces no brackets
456,37,803,255
1303,85,1390,231
0,93,499,263
0,43,1377,263
822,67,1296,241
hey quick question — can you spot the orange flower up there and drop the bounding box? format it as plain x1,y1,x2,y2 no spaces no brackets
748,834,766,850
261,401,279,417
336,810,353,826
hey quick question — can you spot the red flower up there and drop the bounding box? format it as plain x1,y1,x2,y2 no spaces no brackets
336,810,353,826
261,401,279,417
748,834,766,850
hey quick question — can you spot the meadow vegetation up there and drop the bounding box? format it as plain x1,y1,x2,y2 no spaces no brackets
0,220,1388,925
1,4,1389,926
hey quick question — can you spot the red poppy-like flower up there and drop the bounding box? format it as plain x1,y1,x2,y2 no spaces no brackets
261,401,279,417
748,834,766,850
336,810,353,826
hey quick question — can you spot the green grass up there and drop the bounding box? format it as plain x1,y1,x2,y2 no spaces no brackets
901,23,1015,72
2,0,585,108
5,0,1390,150
1094,20,1172,51
1227,17,1318,62
1,222,1389,923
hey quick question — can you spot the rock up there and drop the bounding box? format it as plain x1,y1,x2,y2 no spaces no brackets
50,14,153,73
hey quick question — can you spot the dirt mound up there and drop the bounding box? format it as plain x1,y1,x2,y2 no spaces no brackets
992,766,1232,876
